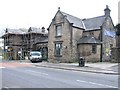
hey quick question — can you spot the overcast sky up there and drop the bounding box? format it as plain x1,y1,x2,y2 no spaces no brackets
0,0,119,36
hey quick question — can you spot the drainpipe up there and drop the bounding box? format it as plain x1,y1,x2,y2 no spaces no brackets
100,26,103,62
70,23,73,59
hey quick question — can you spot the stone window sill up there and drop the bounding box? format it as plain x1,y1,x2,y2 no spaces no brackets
55,36,62,38
54,55,62,57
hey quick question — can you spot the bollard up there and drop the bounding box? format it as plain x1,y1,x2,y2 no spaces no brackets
79,57,85,67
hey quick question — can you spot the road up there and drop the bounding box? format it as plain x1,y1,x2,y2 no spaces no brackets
0,60,118,88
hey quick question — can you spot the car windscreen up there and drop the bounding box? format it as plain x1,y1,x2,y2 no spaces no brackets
31,53,40,56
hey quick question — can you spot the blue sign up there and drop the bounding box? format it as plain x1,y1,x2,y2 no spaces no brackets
104,30,116,38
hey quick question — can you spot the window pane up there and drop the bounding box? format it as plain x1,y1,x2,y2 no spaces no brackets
56,26,62,36
55,43,62,56
92,44,96,53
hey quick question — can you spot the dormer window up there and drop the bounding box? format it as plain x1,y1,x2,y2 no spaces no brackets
56,25,62,36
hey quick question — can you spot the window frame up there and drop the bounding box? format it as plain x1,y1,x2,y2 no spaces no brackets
92,44,97,54
54,42,62,57
90,32,94,36
56,25,62,37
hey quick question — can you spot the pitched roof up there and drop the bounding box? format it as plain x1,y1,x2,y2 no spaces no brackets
61,12,84,29
78,36,102,44
35,38,48,44
33,36,48,45
29,27,48,34
83,16,106,31
1,27,48,38
60,11,107,31
6,28,27,34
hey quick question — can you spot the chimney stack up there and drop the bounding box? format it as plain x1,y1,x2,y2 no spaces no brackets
104,5,111,17
42,27,45,32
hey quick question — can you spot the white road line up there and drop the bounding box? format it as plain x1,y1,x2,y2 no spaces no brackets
26,70,48,76
76,80,118,88
3,86,9,89
0,67,5,68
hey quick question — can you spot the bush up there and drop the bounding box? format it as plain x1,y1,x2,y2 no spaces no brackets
116,24,120,35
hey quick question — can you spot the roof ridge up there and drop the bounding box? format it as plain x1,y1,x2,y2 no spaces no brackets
83,15,105,21
82,20,86,30
61,11,84,29
61,11,82,20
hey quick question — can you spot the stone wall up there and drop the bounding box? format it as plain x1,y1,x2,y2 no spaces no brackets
83,30,101,39
102,16,116,61
9,35,23,45
111,47,120,62
48,11,72,63
3,34,23,60
116,35,120,48
48,11,83,63
113,34,120,62
72,27,83,61
78,44,101,62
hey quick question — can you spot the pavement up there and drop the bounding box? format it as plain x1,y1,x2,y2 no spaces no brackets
33,61,119,75
2,59,119,75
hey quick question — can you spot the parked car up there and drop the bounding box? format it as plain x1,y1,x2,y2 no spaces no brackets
0,55,2,60
29,51,42,63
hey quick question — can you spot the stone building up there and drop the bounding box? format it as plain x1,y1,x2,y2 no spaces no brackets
111,24,120,62
48,6,116,63
2,27,48,60
116,34,120,62
29,27,48,60
1,28,27,60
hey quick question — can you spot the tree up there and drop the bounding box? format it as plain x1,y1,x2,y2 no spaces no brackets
116,24,120,35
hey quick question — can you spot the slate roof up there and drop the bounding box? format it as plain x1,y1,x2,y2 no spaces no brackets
59,10,110,44
78,36,102,44
61,12,84,29
29,27,48,34
83,16,106,31
2,27,48,38
5,28,27,35
60,11,106,31
35,38,48,44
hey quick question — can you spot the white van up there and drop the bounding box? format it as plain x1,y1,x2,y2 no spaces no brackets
29,51,42,62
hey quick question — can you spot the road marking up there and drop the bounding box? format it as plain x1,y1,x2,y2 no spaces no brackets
1,62,33,68
3,86,9,90
26,70,48,76
0,67,5,68
76,80,118,88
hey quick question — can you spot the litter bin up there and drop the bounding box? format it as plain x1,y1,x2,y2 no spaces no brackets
79,57,85,67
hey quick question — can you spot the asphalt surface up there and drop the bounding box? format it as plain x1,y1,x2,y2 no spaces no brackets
1,61,118,88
